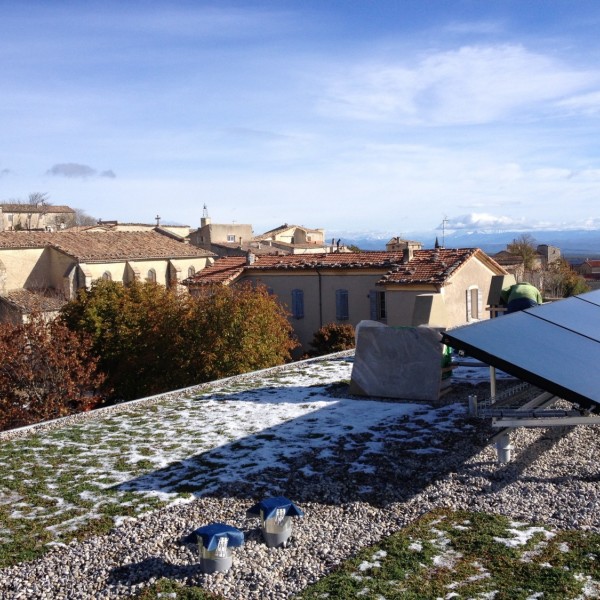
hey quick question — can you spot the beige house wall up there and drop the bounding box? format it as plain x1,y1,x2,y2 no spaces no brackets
234,256,501,351
0,210,73,232
170,257,213,283
0,248,48,291
241,269,389,350
48,249,74,282
190,224,253,249
439,258,499,326
86,262,129,283
122,257,211,286
121,259,169,285
384,285,438,327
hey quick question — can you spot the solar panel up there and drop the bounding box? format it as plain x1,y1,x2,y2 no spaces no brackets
526,295,600,343
442,290,600,408
577,288,600,307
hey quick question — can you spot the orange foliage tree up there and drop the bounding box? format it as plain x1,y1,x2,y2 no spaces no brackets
0,313,106,431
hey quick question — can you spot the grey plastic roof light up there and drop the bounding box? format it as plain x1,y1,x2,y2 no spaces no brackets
194,523,244,574
247,496,304,548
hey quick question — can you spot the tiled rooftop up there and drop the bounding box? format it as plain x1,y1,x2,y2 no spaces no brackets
2,289,67,313
378,248,496,285
0,231,213,261
0,204,75,214
183,256,247,285
185,248,505,286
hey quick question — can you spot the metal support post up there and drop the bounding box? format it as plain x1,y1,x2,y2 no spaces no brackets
468,394,478,417
495,432,513,464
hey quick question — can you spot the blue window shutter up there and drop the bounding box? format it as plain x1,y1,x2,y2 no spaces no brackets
369,290,377,320
336,289,349,320
292,289,304,319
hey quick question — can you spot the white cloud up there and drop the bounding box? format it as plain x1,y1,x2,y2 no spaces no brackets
444,213,530,230
319,45,598,125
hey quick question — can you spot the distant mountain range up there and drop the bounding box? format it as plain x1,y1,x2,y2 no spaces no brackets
332,228,600,259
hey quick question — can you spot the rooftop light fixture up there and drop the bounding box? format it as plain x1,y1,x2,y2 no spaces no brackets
194,523,244,574
247,496,304,548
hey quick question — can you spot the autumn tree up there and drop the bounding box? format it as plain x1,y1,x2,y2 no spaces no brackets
544,258,590,298
0,314,106,431
188,283,298,381
60,280,298,400
63,208,98,227
60,280,192,399
310,323,356,356
507,233,538,270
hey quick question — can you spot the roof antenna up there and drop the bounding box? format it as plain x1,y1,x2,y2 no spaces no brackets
441,215,448,248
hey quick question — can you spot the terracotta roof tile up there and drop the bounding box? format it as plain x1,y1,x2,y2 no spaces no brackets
1,289,67,313
0,204,75,214
184,248,507,287
245,251,406,269
377,248,482,285
0,231,213,261
183,256,247,285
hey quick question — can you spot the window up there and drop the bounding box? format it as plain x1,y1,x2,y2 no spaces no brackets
467,286,482,321
336,289,349,320
369,290,386,321
291,289,304,319
102,271,112,281
147,269,157,283
227,234,236,242
188,266,196,278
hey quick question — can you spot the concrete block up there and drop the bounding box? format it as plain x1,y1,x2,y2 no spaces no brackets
349,322,443,402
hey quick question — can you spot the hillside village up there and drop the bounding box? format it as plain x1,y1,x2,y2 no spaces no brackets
0,204,598,599
2,201,590,347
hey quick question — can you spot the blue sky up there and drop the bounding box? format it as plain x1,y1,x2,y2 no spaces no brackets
2,1,600,237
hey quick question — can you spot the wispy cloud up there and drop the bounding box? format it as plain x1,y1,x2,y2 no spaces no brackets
556,90,600,115
0,168,11,177
319,45,598,125
444,20,505,35
46,163,116,179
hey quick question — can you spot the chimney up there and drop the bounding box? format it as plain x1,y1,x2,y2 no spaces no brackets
246,251,256,265
402,247,413,264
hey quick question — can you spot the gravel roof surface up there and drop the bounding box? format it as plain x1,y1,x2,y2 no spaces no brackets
0,352,598,599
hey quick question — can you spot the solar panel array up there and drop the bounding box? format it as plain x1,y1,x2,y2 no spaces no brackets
442,289,600,407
